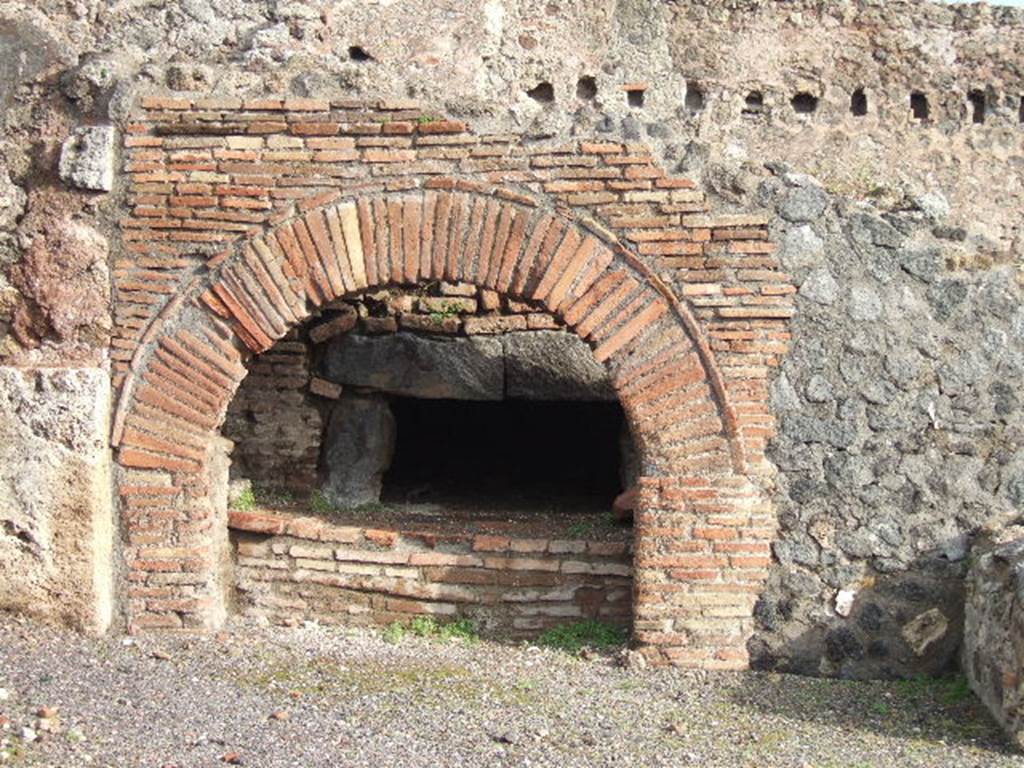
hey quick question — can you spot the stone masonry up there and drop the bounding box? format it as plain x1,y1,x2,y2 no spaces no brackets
0,0,1022,696
964,531,1024,750
108,98,792,668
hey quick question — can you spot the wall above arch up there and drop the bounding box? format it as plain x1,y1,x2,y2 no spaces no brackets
112,96,793,668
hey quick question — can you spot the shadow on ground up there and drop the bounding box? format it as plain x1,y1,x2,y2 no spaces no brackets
725,670,1015,757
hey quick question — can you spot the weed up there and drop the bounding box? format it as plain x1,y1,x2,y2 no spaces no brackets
230,486,256,512
871,701,891,716
349,501,391,515
428,300,463,321
537,620,627,654
383,616,480,644
565,511,619,539
0,736,26,762
566,520,595,538
309,489,338,515
253,484,295,507
941,674,972,704
382,622,406,644
893,673,974,706
416,114,441,125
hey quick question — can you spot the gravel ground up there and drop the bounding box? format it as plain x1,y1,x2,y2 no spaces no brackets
0,613,1020,768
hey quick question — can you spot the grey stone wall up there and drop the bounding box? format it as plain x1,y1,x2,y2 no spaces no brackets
964,532,1024,749
746,168,1024,678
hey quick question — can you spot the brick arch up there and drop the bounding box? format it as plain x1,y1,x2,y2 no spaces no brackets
112,187,774,668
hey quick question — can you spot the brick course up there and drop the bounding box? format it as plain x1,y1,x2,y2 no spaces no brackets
230,511,632,635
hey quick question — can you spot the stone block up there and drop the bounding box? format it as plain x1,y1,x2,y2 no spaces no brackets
399,314,461,334
59,126,115,192
323,332,504,400
309,310,357,343
463,315,526,334
362,316,398,334
321,392,395,508
503,331,615,401
417,296,477,314
964,535,1024,750
309,377,342,399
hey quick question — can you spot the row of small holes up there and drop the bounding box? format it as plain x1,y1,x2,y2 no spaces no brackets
344,48,1019,126
527,77,1021,125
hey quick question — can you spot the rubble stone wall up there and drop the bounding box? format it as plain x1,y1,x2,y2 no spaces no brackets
964,533,1024,750
0,367,113,633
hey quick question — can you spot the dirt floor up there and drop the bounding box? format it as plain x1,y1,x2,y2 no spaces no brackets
0,613,1020,768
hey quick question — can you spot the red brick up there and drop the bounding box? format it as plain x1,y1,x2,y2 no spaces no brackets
227,511,286,535
416,119,466,134
365,529,398,548
473,535,510,552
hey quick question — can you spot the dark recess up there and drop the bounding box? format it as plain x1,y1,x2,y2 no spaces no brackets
791,92,818,114
969,89,986,124
685,81,705,113
911,91,930,121
348,45,373,62
382,398,624,512
851,88,868,117
527,81,555,103
576,76,597,100
743,91,764,115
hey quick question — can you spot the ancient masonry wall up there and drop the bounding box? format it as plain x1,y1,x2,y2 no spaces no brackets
229,510,632,635
107,98,791,669
1,0,1022,685
964,532,1024,751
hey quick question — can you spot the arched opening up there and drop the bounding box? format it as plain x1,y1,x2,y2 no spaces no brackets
222,289,637,638
113,181,779,666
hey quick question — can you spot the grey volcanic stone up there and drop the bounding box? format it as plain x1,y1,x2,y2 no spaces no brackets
324,331,615,402
503,331,614,401
0,170,25,232
964,534,1024,750
323,333,504,400
800,268,839,305
321,393,395,508
0,16,67,110
59,126,115,192
804,375,833,403
776,224,825,273
848,285,882,321
779,184,829,223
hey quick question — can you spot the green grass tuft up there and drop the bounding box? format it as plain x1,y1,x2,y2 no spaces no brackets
252,484,295,507
230,486,256,512
309,489,338,515
537,620,627,654
565,511,619,539
428,300,463,321
941,674,972,704
383,616,480,644
892,673,975,706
